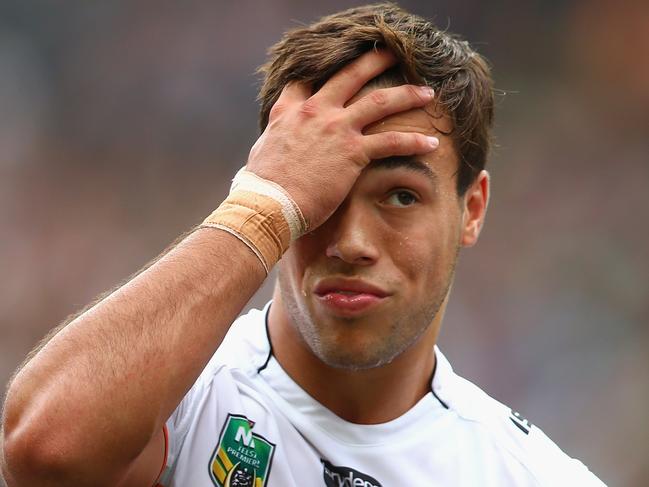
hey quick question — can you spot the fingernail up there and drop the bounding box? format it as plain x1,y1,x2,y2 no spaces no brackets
420,86,435,98
428,136,439,148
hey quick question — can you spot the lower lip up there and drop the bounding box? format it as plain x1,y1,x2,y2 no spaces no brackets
316,292,387,316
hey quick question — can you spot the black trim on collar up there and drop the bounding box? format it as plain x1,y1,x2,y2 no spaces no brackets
258,302,449,411
256,303,274,373
430,356,450,410
431,388,449,410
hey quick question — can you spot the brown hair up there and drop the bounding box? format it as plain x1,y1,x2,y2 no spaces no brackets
257,3,494,195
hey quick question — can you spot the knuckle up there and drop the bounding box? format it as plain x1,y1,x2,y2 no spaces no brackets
299,98,320,118
368,90,388,106
385,132,401,152
350,145,369,168
322,120,338,135
339,135,363,164
323,118,342,134
269,101,287,120
405,84,421,99
347,136,364,157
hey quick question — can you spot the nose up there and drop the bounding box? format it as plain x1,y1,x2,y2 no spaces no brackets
323,198,380,266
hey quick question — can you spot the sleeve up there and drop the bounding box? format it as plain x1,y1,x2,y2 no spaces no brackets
527,426,608,486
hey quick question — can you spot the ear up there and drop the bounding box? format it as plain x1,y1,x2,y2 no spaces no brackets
460,170,490,247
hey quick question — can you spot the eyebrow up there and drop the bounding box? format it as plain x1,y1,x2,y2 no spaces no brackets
366,156,438,186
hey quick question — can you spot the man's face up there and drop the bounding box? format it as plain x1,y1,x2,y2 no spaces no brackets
277,91,485,370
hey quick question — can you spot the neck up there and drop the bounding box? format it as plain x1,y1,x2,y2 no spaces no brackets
268,293,444,425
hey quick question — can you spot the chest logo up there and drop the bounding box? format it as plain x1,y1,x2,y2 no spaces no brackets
209,414,276,487
322,459,382,487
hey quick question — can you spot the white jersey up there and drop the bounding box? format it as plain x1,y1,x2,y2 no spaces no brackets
158,303,605,487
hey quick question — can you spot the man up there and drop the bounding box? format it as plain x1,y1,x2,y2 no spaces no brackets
1,4,605,486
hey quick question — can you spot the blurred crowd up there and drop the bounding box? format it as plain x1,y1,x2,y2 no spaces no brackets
1,1,647,485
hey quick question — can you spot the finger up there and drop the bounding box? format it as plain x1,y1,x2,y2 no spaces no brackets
269,81,312,121
276,81,312,105
317,49,397,105
347,84,435,129
363,131,440,161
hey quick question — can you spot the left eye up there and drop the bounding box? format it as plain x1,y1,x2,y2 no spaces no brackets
384,190,418,207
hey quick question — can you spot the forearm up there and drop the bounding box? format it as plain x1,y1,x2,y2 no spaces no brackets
2,227,265,485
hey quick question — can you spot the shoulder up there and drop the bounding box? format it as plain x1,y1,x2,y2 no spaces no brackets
209,303,272,373
434,349,606,486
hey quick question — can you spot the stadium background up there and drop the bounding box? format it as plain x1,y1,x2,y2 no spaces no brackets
1,1,647,485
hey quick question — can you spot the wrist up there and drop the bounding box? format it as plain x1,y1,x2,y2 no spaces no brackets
201,168,307,273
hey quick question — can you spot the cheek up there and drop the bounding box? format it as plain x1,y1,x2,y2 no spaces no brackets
391,237,428,279
389,218,460,282
295,233,326,269
400,243,442,289
280,234,322,285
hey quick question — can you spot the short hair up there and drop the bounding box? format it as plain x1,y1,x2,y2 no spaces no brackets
257,3,494,195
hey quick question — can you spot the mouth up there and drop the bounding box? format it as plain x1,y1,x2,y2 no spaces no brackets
313,278,391,317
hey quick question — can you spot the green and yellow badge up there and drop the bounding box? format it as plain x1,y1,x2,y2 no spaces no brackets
209,414,276,487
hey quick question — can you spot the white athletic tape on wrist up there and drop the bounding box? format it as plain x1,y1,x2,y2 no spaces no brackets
200,168,307,274
230,168,307,241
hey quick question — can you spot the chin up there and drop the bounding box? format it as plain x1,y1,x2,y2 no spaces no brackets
311,337,402,371
317,353,393,371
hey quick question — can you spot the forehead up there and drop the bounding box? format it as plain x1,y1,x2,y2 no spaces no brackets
350,84,459,179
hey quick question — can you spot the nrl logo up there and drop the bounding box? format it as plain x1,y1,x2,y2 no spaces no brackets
209,414,276,487
322,459,383,487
